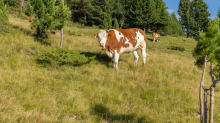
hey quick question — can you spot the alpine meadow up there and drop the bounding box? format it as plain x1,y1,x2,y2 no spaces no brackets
1,0,220,123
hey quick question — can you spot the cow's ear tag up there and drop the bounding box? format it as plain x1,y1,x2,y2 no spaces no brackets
95,36,97,38
108,36,111,38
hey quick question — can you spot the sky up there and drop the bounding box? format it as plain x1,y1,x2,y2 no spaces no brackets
164,0,220,19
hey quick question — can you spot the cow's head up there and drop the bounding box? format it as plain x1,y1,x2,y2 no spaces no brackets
92,30,110,50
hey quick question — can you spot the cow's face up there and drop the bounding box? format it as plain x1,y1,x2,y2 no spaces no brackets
92,30,108,50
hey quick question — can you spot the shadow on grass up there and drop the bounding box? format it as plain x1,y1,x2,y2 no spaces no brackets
147,38,154,42
33,35,51,46
11,25,51,46
11,25,33,35
92,104,154,123
80,52,112,68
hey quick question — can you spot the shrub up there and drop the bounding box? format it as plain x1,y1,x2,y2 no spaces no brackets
36,48,96,67
0,1,11,33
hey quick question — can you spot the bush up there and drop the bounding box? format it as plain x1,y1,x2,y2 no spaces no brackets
0,1,11,33
36,48,96,67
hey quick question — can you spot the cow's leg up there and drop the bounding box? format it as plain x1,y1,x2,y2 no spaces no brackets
133,51,139,66
141,47,146,67
153,38,155,42
113,50,119,70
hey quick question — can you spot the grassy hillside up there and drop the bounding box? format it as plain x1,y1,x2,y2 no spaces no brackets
0,15,220,123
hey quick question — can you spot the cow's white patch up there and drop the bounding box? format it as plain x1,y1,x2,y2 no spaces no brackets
114,30,124,41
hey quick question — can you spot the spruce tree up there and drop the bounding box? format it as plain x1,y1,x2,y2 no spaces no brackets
110,0,125,28
217,6,220,19
30,0,57,35
102,17,108,29
25,1,34,16
54,0,71,48
88,0,113,27
153,0,169,32
169,12,183,36
145,0,156,31
113,18,119,29
178,0,191,38
127,0,146,28
71,0,91,25
190,0,210,38
107,14,112,29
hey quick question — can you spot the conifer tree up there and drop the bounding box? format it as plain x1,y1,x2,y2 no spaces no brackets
193,17,220,123
113,18,119,29
71,0,91,25
111,0,125,28
145,0,156,31
88,0,113,27
30,0,57,35
25,1,33,16
178,0,191,38
153,0,169,32
217,6,220,19
127,0,146,28
190,0,210,38
169,12,183,36
102,17,108,29
107,14,112,29
54,0,71,48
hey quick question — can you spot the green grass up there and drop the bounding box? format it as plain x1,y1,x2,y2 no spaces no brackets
0,15,219,122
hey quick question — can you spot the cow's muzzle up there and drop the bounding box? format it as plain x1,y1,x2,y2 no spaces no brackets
99,43,104,47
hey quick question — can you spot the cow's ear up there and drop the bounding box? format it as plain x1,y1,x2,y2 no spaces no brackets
108,34,111,38
92,34,97,38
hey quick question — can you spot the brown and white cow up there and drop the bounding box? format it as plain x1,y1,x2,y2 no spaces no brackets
152,32,160,42
92,28,147,70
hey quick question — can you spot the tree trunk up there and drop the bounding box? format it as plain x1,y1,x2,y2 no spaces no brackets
204,89,208,123
209,86,214,123
60,28,63,48
200,56,206,123
20,0,26,10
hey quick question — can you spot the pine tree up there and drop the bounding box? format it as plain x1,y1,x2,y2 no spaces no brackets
102,17,108,29
54,0,71,48
217,6,220,19
153,0,169,32
127,0,146,28
190,0,210,38
88,0,113,27
107,14,112,29
25,1,34,16
178,0,191,38
113,18,119,29
169,12,183,36
70,0,91,25
145,0,156,31
30,0,57,35
111,0,125,28
193,17,220,123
